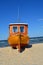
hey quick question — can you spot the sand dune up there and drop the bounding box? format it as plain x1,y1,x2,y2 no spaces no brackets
0,43,43,65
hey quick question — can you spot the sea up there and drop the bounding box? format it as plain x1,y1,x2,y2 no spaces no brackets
0,37,43,47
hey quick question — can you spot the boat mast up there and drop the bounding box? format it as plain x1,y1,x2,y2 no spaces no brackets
17,7,20,23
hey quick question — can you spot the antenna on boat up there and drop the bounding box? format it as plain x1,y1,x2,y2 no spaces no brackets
18,7,19,19
17,7,20,23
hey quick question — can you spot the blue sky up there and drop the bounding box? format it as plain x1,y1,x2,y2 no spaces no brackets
0,0,43,40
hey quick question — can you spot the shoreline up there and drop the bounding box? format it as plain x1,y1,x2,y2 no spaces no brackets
0,43,43,65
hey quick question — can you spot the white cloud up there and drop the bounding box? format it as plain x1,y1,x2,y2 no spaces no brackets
38,19,43,21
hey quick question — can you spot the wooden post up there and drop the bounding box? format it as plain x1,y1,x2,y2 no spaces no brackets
16,34,21,52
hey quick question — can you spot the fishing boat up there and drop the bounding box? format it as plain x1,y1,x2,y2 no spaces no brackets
8,23,29,52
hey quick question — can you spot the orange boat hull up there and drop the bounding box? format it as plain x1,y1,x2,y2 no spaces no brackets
8,35,29,51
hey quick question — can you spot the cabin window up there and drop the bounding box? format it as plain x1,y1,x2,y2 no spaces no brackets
20,26,24,32
13,26,18,32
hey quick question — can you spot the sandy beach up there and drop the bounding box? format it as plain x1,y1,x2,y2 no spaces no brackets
0,43,43,65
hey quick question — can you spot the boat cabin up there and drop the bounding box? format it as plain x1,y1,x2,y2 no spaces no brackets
9,23,28,36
